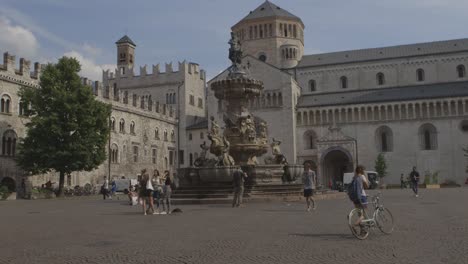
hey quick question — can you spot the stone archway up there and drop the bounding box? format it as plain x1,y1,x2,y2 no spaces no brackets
321,147,353,190
0,177,16,192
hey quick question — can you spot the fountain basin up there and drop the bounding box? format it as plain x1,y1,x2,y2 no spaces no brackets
198,166,240,183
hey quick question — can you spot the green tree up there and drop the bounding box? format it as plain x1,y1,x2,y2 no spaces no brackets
16,57,111,196
374,153,388,179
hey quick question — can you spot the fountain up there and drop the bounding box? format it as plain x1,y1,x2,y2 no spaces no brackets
186,32,304,187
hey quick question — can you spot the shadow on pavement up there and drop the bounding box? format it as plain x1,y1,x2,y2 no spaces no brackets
290,233,354,240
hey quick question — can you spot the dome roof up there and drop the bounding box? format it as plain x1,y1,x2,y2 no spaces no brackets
233,1,303,28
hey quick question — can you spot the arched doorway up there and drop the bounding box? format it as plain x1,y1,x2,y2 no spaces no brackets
0,177,16,192
321,148,353,190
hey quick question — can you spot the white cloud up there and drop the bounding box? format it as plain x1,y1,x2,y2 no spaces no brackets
0,6,78,51
0,16,39,58
81,43,102,56
63,51,115,81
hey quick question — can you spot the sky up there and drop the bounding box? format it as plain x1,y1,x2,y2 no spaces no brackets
1,0,468,80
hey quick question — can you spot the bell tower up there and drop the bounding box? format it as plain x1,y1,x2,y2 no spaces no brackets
231,1,304,69
115,35,136,75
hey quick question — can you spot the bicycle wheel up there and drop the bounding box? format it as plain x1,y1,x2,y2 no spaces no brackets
348,208,369,240
375,207,394,234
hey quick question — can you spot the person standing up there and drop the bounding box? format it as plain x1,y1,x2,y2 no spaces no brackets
232,167,248,208
409,166,420,197
161,170,172,214
302,162,317,211
350,165,370,236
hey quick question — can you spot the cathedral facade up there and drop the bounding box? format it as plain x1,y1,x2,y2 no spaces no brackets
209,1,468,186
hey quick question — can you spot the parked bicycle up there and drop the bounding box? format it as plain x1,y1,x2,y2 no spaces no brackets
347,192,394,240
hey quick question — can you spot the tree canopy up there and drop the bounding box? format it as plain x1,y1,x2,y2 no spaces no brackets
16,57,111,196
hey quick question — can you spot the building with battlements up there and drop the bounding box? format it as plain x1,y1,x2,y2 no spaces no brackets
0,35,206,192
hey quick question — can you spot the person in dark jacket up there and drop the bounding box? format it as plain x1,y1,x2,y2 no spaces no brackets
409,167,420,197
232,167,248,208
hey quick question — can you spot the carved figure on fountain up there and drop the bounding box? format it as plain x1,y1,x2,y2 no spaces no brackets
208,116,225,157
228,32,244,78
194,141,217,167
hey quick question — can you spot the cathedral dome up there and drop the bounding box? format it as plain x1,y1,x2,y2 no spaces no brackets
233,1,303,28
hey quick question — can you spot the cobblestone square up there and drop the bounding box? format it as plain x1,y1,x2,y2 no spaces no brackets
1,189,467,264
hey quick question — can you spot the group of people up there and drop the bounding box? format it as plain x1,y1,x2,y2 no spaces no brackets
127,169,173,215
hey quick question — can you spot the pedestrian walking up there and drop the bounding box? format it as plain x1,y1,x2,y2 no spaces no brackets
348,165,370,236
232,167,248,208
409,167,420,197
302,162,317,211
152,169,163,214
161,170,172,214
102,177,111,200
111,180,117,196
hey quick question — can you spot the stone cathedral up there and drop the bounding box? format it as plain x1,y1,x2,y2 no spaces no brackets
208,0,468,187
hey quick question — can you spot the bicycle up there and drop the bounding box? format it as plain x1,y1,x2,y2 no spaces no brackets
347,192,394,240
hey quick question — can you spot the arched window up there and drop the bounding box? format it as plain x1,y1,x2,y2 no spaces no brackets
2,130,17,156
123,91,128,104
1,94,11,113
110,144,119,163
132,94,137,106
188,133,192,141
419,123,437,150
148,96,153,111
377,72,385,85
130,121,136,134
110,117,115,131
340,76,348,89
457,65,466,78
113,83,118,101
140,96,145,109
18,100,27,116
133,146,139,162
189,153,193,166
309,80,316,92
375,126,393,152
416,69,425,82
119,119,125,133
171,130,175,141
303,130,317,150
164,130,168,141
155,128,160,139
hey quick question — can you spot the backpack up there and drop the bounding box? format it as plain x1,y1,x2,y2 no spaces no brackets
347,178,358,202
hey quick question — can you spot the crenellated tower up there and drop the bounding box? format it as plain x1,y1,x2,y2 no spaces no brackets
116,35,136,75
231,0,304,69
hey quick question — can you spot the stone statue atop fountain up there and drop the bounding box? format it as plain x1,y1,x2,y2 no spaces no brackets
218,137,235,166
228,32,245,78
258,122,268,144
208,116,224,156
194,141,216,167
265,138,288,165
